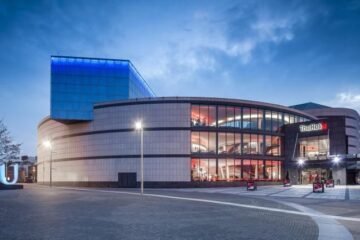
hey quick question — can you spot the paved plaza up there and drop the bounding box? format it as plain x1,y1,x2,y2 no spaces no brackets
1,185,360,240
0,185,319,240
177,185,360,201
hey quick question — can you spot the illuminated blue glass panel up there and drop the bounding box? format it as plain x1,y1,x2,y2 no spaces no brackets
50,56,155,121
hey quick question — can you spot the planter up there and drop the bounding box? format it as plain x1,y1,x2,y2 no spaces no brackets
313,182,324,193
326,179,335,188
246,181,257,191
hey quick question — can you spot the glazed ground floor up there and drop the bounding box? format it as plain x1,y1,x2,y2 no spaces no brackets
288,161,360,185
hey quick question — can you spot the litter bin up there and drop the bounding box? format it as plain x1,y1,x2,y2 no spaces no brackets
313,182,324,193
247,181,257,191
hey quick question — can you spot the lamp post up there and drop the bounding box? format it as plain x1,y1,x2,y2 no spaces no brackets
43,140,53,187
135,121,144,195
297,158,305,184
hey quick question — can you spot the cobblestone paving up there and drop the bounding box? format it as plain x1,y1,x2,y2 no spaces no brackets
178,185,360,201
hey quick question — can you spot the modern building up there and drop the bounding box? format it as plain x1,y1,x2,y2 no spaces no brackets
37,56,360,187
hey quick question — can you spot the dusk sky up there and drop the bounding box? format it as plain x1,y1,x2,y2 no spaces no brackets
1,0,360,155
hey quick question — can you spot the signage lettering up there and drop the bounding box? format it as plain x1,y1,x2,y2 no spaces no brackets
299,122,327,132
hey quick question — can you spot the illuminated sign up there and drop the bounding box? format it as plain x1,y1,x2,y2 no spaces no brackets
299,122,327,132
0,163,19,185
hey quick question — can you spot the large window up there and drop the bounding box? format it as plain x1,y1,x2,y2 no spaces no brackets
218,132,241,154
191,105,216,127
191,104,307,132
265,136,281,156
264,160,282,180
192,159,282,182
191,132,216,153
299,135,329,160
191,158,216,181
218,106,236,128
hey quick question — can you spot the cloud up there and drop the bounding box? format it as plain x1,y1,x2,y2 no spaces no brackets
138,1,311,94
329,92,360,113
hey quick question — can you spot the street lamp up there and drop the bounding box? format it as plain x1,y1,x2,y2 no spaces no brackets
297,158,305,166
135,121,144,195
333,155,341,164
42,140,53,187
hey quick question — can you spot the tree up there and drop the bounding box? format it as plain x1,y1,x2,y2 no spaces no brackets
0,120,21,164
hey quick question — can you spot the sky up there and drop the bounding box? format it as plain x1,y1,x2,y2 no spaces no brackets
0,0,360,155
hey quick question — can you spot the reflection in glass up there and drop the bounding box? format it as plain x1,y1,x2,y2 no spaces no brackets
226,107,235,128
243,108,251,129
258,109,264,129
250,108,258,129
265,111,272,131
235,107,241,128
218,106,226,127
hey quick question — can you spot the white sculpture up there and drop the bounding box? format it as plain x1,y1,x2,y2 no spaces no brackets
0,163,19,185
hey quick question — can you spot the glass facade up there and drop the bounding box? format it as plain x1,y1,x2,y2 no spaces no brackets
191,158,282,181
189,103,304,182
191,104,309,131
51,56,155,121
298,135,329,160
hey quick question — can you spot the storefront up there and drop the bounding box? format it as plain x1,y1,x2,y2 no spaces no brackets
284,118,357,185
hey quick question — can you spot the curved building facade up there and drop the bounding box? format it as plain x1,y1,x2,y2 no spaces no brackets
37,56,360,186
37,97,315,187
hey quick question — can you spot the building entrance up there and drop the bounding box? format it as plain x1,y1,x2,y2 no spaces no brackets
301,168,329,184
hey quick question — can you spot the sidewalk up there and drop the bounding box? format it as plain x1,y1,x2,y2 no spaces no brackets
176,185,360,201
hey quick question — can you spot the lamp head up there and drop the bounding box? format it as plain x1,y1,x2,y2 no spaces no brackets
43,140,52,149
135,121,143,130
297,158,305,166
333,156,341,164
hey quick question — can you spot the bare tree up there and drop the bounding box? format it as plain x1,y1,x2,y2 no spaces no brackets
0,120,21,164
